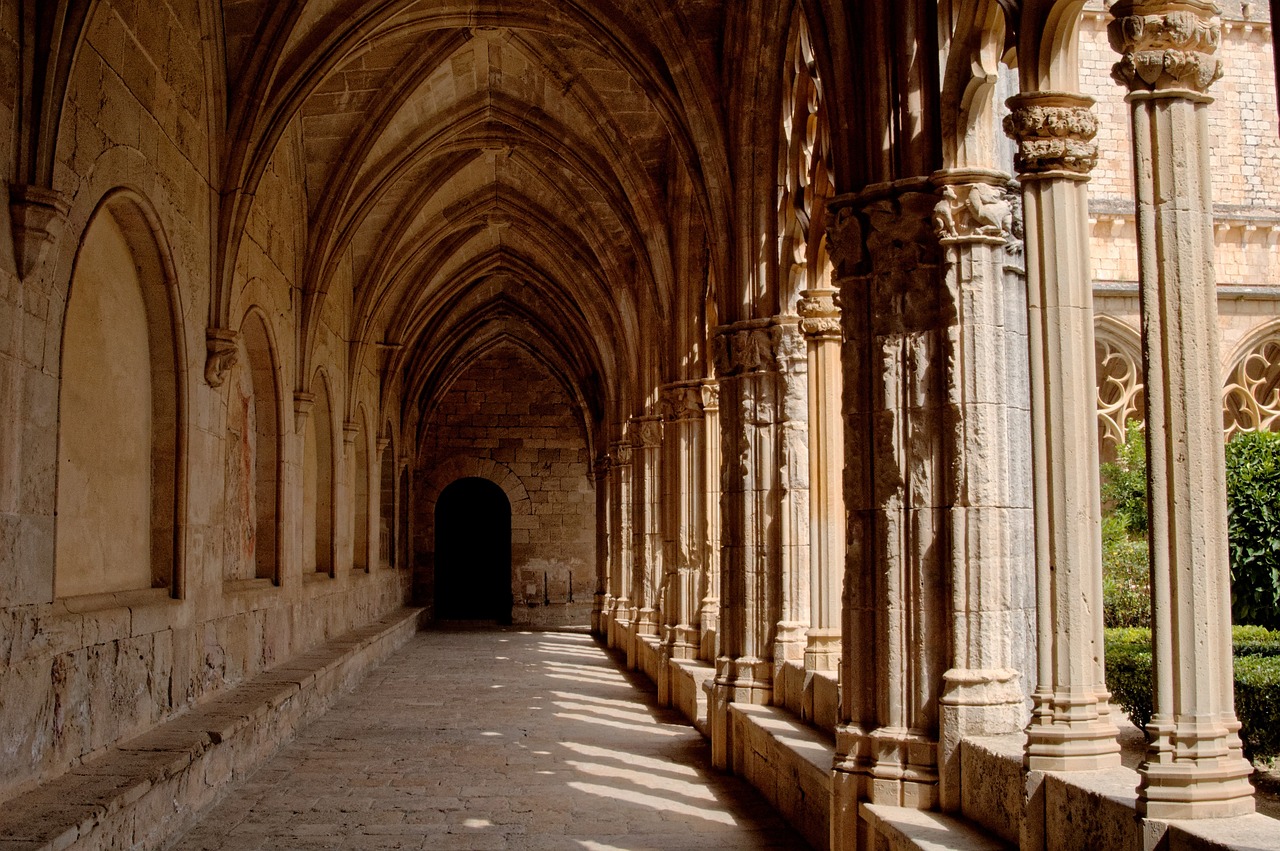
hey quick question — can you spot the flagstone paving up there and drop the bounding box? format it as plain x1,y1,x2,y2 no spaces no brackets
168,627,809,850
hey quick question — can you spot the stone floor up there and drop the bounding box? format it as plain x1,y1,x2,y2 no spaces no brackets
168,626,809,850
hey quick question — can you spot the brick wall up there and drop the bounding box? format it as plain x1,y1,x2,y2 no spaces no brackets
417,343,596,620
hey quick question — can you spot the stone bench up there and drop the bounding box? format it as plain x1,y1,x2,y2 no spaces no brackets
0,608,425,851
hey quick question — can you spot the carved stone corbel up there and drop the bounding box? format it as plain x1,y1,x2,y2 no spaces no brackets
343,422,360,446
294,392,316,433
796,288,841,340
204,328,240,388
9,184,69,282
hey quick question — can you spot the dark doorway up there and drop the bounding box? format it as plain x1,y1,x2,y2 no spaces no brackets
434,477,513,622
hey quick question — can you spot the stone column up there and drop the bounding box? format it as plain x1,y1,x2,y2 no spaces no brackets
700,382,722,662
830,184,949,825
774,320,810,682
592,455,611,635
607,439,633,651
707,320,783,769
797,287,844,672
632,416,663,639
661,383,706,660
1004,92,1121,770
1109,0,1254,817
931,171,1032,812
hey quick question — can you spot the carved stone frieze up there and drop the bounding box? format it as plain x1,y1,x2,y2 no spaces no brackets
712,324,779,377
660,384,704,421
205,328,240,388
9,184,70,282
932,183,1014,244
1003,93,1099,177
1109,1,1222,95
824,203,863,270
797,288,841,339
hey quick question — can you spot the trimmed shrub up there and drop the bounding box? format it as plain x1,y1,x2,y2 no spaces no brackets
1102,514,1150,629
1225,431,1280,629
1101,422,1148,534
1104,626,1280,759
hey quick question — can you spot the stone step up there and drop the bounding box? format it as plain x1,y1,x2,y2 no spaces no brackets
861,803,1013,851
0,608,425,851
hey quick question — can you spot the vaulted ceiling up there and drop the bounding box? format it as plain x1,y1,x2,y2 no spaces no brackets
215,0,734,440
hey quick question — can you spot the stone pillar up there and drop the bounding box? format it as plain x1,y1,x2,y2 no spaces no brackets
774,320,810,680
592,455,611,635
1109,0,1254,817
1004,92,1121,770
607,439,633,651
930,171,1031,813
830,184,949,827
797,287,843,673
700,382,722,662
632,416,663,639
707,320,783,769
661,383,706,661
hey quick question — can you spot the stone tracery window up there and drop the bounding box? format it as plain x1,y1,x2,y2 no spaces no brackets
1224,334,1280,438
778,9,834,306
1095,325,1145,461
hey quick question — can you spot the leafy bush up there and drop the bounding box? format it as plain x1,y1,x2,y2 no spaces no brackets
1104,626,1280,759
1102,514,1150,628
1101,424,1151,628
1225,431,1280,629
1101,422,1148,534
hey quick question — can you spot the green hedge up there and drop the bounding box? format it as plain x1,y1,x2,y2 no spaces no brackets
1225,431,1280,629
1105,626,1280,759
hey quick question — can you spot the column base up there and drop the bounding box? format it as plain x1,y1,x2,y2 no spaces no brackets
1138,714,1256,819
836,723,939,810
804,628,842,673
663,624,700,661
636,606,660,635
1025,689,1121,771
698,600,719,661
939,668,1025,811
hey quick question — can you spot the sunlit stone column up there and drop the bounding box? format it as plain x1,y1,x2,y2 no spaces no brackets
708,320,782,769
775,320,810,679
830,184,948,824
931,172,1031,812
699,381,722,661
797,287,843,672
632,415,663,638
592,454,611,635
661,382,706,660
607,439,633,651
1109,0,1254,817
1004,92,1121,771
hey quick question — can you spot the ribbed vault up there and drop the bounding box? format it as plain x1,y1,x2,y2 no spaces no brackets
210,0,731,443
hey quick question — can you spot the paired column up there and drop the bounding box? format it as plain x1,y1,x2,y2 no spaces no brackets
797,287,843,672
1109,0,1254,817
606,439,633,650
708,320,784,768
931,172,1034,811
632,416,663,638
831,184,949,829
700,382,722,661
1004,92,1121,770
660,382,707,660
775,321,811,676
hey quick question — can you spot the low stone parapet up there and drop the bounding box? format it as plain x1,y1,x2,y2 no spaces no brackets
0,608,425,851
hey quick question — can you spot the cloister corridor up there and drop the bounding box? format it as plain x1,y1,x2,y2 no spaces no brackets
168,627,807,851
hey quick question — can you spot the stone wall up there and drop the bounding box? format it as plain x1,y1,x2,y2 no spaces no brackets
415,342,596,621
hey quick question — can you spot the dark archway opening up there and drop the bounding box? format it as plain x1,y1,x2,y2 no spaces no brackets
434,477,513,622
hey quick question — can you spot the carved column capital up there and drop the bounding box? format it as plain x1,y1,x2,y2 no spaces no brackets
610,439,632,466
824,202,864,270
294,391,316,432
700,381,719,412
660,383,705,421
930,175,1019,246
205,327,240,388
635,416,663,447
9,184,69,281
1003,92,1099,178
797,288,841,339
1109,0,1223,96
592,454,611,480
711,321,779,378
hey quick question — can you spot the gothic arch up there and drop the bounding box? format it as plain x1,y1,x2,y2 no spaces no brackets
303,367,339,575
54,189,187,598
1094,316,1144,458
1223,320,1280,438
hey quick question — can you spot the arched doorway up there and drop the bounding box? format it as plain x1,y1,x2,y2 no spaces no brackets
434,477,513,622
